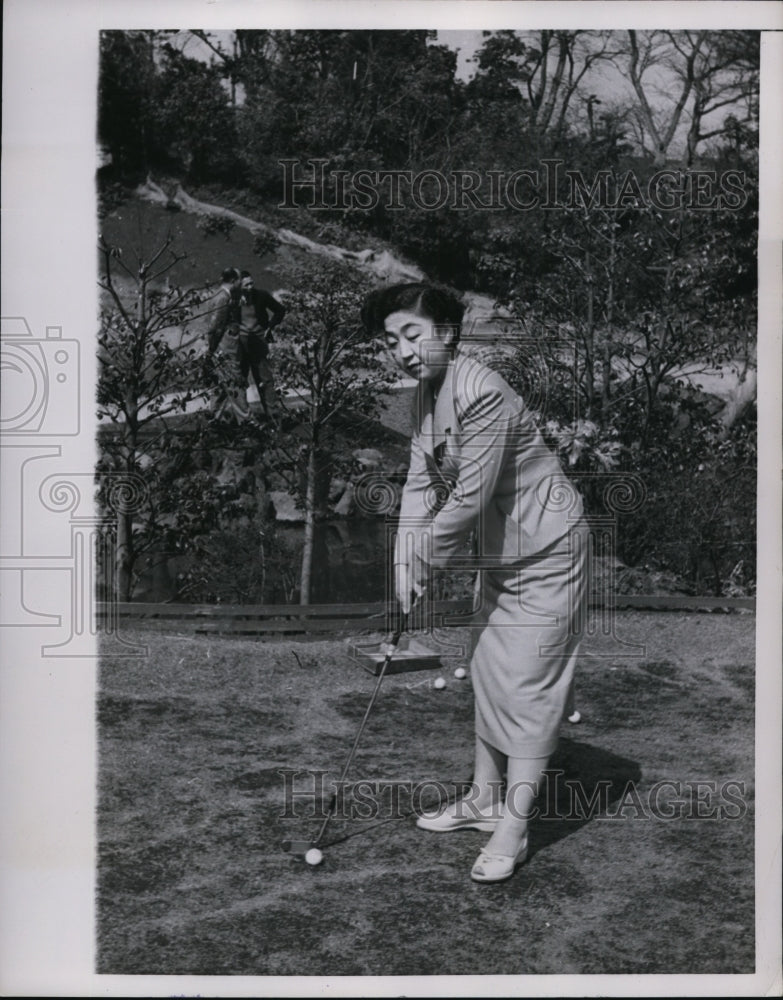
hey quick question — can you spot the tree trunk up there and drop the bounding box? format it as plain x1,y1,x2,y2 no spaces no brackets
602,219,617,426
584,250,595,418
116,509,134,603
538,33,569,134
116,405,139,603
299,444,317,606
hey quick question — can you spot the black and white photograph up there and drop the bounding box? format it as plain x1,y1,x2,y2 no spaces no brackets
1,1,781,995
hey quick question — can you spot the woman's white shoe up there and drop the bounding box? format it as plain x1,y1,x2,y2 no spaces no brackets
416,806,500,833
470,837,529,882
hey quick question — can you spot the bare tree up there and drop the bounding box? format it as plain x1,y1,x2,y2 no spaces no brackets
626,30,706,165
681,31,759,165
97,235,214,600
487,30,621,138
624,30,758,165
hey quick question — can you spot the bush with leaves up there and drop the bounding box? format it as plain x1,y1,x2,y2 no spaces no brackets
599,384,755,595
252,230,282,258
195,213,236,240
173,497,298,605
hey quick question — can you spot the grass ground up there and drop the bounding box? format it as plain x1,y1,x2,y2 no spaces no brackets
99,193,295,293
98,610,755,977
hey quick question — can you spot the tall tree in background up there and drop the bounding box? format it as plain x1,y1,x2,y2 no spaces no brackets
98,31,159,176
624,30,759,166
271,259,393,605
98,30,241,182
682,30,759,164
153,44,241,183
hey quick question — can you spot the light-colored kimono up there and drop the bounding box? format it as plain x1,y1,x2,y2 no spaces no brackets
395,350,588,758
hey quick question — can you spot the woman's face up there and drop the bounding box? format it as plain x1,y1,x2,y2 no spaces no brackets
383,309,454,383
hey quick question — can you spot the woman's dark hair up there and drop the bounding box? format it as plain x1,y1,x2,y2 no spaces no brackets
361,282,465,339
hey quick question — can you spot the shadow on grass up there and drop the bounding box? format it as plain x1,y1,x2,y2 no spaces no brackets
292,738,641,857
531,738,642,855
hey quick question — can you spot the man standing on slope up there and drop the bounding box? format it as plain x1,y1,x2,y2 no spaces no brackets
237,269,286,421
205,266,248,419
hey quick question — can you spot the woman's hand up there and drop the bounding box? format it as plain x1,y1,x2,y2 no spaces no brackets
395,562,427,615
395,562,414,614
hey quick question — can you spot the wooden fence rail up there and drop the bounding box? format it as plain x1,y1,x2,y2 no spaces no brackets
97,595,754,635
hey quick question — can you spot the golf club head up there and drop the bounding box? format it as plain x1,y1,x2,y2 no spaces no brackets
282,838,317,856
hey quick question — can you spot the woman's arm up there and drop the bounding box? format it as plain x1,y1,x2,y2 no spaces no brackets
394,426,434,569
396,418,458,611
418,381,513,573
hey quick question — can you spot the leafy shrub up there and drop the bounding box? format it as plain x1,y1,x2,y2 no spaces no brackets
252,230,281,257
98,181,131,219
175,513,299,604
195,213,236,239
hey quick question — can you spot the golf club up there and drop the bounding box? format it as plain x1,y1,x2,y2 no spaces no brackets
284,605,410,859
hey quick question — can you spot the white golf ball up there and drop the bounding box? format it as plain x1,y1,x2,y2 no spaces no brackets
567,710,582,724
454,667,467,680
433,677,446,690
305,848,323,866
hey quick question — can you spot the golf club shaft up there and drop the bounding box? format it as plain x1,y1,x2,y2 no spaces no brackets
313,609,408,846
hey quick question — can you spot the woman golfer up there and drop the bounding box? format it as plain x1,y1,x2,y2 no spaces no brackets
362,283,589,884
